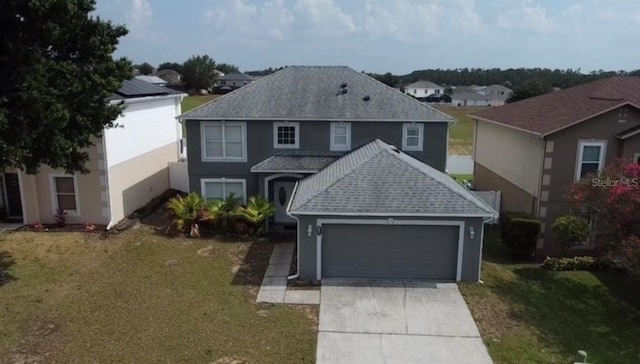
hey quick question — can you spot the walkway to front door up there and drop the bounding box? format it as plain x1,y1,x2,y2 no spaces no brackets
317,278,493,364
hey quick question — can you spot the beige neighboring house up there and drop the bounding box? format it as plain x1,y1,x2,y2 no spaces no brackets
1,78,185,228
471,76,640,255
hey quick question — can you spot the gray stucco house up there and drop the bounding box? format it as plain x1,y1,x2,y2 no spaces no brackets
179,65,496,281
472,76,640,256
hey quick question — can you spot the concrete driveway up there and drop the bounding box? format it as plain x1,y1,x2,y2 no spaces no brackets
317,279,492,364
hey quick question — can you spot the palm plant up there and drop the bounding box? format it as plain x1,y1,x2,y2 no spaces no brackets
167,192,206,237
235,195,276,237
208,193,241,233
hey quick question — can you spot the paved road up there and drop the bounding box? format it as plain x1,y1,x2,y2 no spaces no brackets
317,278,493,364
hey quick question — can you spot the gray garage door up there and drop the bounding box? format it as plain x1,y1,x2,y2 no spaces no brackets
321,224,459,280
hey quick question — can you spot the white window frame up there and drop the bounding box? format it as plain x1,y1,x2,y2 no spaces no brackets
402,123,424,151
273,121,300,149
330,122,351,151
200,178,247,203
49,174,80,216
575,140,606,181
201,121,247,162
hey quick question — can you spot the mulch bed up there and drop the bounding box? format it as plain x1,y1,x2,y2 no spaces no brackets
18,224,107,233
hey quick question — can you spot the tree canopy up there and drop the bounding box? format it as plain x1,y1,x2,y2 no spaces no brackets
158,62,182,73
181,55,217,91
0,0,132,174
507,79,553,103
134,62,154,75
215,63,240,75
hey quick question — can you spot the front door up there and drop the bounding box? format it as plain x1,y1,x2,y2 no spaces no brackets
4,173,22,218
273,181,295,224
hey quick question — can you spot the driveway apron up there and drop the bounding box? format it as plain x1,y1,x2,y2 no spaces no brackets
317,278,493,364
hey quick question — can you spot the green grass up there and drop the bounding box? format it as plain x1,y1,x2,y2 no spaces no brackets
181,95,219,113
0,229,316,363
459,226,640,363
436,106,484,155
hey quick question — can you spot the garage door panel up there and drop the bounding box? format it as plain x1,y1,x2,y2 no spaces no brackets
322,224,458,280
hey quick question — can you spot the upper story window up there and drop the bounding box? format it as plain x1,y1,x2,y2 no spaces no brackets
50,174,80,215
201,121,246,162
576,140,606,180
330,122,351,151
273,122,299,149
402,123,424,151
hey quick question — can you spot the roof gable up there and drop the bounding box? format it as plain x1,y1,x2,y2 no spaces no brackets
180,66,454,122
473,76,640,136
289,139,496,217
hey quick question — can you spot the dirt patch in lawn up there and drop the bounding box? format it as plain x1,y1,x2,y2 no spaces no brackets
3,317,62,364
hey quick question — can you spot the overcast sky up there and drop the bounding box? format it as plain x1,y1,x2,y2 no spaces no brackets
94,0,640,74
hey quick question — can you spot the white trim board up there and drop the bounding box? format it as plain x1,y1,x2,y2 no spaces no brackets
315,218,465,282
200,121,247,162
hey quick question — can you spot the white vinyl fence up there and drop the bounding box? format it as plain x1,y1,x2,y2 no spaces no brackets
471,190,501,224
447,155,474,175
169,161,189,193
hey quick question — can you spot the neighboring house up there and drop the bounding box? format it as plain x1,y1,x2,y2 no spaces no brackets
403,80,444,99
135,75,168,86
155,69,183,91
451,84,512,107
451,91,493,107
1,79,185,228
471,76,640,255
180,65,497,282
216,73,254,88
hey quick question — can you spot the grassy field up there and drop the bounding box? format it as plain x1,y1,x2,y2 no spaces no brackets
0,227,316,363
181,95,219,113
459,227,640,363
436,106,485,155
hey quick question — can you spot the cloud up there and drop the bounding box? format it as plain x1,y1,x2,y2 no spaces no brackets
495,0,555,34
126,0,153,38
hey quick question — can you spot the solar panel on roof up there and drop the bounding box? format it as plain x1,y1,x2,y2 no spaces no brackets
116,79,170,97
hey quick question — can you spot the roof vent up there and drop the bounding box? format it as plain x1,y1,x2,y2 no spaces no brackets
341,88,348,94
340,83,348,88
363,95,370,101
390,147,400,154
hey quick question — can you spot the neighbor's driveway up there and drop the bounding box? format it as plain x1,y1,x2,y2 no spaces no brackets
317,279,493,364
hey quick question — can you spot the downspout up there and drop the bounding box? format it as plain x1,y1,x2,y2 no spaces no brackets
102,133,115,229
285,181,300,280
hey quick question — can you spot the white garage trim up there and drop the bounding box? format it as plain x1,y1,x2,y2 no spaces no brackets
315,219,465,281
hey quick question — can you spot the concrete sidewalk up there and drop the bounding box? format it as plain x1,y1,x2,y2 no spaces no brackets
256,242,319,305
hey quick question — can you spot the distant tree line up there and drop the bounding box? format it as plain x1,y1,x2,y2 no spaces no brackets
369,67,640,90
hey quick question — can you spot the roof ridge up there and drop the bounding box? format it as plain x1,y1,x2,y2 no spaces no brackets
293,140,388,210
384,148,495,214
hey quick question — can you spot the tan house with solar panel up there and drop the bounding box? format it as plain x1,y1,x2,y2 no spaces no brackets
1,79,185,228
471,76,640,255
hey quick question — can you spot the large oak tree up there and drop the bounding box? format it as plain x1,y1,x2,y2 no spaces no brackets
0,0,132,174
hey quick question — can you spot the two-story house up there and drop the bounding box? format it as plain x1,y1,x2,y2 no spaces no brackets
180,66,497,282
2,78,185,228
471,76,640,255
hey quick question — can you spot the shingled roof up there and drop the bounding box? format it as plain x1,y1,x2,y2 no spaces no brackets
288,139,496,217
180,66,454,122
472,76,640,136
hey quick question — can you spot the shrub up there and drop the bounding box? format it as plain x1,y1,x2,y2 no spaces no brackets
235,196,276,237
541,256,608,271
208,193,241,233
551,215,590,256
167,192,207,237
501,211,541,258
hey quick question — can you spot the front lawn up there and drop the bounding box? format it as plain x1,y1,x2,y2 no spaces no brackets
0,228,316,363
460,227,640,363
